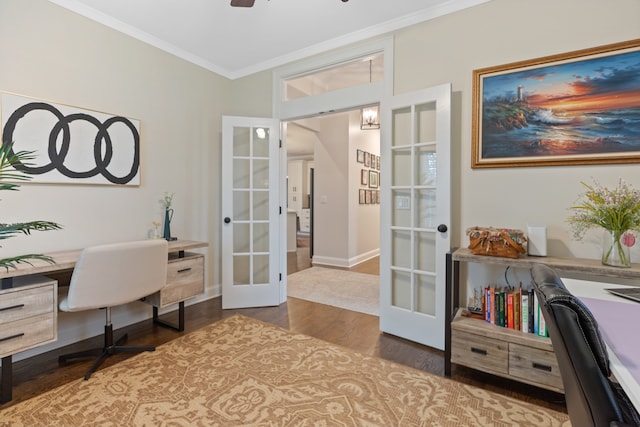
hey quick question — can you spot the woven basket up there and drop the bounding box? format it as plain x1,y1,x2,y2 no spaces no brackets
466,227,526,259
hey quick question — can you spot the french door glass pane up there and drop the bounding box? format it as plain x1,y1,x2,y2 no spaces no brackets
253,128,270,156
253,255,269,283
253,191,269,220
233,255,250,285
391,230,411,269
253,222,269,253
416,102,437,143
416,231,436,272
417,146,437,186
392,149,411,186
416,273,436,316
233,159,250,188
233,223,250,252
233,191,250,221
416,189,437,229
233,127,250,156
391,189,411,227
253,159,269,189
391,270,411,310
392,107,411,147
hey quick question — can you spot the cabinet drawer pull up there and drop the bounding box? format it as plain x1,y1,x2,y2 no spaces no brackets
532,362,552,372
470,347,487,356
0,332,25,343
0,303,25,312
177,267,192,273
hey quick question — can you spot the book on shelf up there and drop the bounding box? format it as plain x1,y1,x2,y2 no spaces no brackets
521,292,529,333
507,292,514,329
479,285,546,336
533,291,540,335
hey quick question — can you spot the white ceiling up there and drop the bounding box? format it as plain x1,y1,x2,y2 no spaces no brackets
49,0,490,79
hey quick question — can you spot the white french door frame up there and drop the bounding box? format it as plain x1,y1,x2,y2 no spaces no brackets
273,37,393,297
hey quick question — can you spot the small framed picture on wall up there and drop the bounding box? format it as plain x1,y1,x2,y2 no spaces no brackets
368,170,378,188
357,149,365,163
361,169,368,185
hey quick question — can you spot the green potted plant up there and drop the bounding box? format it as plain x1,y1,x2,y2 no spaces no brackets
0,141,62,271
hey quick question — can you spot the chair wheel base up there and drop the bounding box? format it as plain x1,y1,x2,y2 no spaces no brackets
58,332,155,380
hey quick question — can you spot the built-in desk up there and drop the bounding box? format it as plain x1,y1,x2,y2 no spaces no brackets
0,239,208,403
563,278,640,412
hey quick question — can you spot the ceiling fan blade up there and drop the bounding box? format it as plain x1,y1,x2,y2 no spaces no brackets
231,0,255,7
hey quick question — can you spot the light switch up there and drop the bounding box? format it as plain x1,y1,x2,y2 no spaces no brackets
396,195,410,210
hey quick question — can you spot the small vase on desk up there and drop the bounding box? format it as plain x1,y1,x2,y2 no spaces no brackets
602,230,631,268
163,208,174,240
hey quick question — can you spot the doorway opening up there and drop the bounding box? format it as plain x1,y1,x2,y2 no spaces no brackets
274,37,392,313
285,108,381,317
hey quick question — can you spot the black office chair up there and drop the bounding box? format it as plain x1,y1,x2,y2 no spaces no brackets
531,264,640,427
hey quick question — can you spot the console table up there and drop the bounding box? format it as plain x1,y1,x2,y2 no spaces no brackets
0,239,208,403
445,248,640,391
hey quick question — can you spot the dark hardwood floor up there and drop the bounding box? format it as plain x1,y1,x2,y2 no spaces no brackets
1,243,567,415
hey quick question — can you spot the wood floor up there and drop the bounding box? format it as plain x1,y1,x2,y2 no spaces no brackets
1,245,567,415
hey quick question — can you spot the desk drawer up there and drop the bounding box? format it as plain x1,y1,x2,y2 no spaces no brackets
509,343,563,391
0,284,55,324
0,312,56,358
143,254,204,307
451,329,508,375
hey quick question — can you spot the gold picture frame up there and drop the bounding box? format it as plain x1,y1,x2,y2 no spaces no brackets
472,39,640,168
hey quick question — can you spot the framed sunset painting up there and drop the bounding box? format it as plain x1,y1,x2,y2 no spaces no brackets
472,39,640,168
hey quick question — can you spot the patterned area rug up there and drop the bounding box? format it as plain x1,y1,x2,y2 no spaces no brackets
287,266,379,315
1,315,570,426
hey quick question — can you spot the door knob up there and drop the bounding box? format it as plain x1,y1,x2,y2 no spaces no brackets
437,224,448,233
224,217,231,224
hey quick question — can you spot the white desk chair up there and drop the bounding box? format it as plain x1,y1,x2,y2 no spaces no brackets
58,239,168,380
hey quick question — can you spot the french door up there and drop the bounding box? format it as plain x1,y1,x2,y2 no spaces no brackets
221,116,282,309
379,83,451,350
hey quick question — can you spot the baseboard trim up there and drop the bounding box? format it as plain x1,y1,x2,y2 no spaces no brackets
312,248,379,269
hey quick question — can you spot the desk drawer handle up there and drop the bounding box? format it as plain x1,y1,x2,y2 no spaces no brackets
470,347,487,356
0,303,25,312
177,268,192,273
0,333,25,343
532,362,552,372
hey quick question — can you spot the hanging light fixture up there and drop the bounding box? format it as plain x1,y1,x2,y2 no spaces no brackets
360,60,380,130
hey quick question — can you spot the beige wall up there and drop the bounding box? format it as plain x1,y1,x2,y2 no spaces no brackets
313,113,350,264
1,0,228,266
391,0,640,292
0,0,229,358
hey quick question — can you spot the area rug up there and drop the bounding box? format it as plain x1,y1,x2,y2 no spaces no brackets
0,315,569,426
288,266,380,316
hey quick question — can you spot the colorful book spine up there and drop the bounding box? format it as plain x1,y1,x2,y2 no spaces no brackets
533,291,539,335
507,293,514,329
521,293,529,333
528,289,534,333
498,290,503,327
513,289,520,331
485,287,491,323
489,287,498,325
538,303,548,337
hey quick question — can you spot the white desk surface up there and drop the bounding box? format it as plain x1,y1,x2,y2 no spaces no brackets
562,277,640,411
